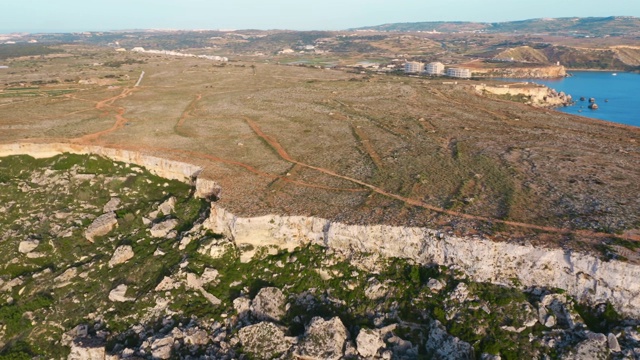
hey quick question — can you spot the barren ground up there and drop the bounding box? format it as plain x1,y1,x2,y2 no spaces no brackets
1,46,639,255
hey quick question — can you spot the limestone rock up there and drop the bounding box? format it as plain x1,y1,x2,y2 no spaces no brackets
608,333,621,352
157,197,176,216
425,320,474,360
151,336,174,360
103,197,121,213
18,239,39,254
68,337,106,360
195,178,222,199
238,322,291,358
155,276,177,292
562,332,608,359
427,278,445,292
233,297,251,320
85,212,118,242
150,219,179,238
252,287,286,322
356,328,385,358
200,268,219,285
108,245,134,267
364,278,389,300
108,284,134,302
296,316,348,360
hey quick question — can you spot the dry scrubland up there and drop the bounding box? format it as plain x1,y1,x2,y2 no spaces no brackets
0,46,639,253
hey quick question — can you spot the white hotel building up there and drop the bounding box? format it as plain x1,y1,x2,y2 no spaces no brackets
425,62,445,75
446,67,472,78
404,61,424,74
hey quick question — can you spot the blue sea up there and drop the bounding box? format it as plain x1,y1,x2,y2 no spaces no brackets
502,71,640,128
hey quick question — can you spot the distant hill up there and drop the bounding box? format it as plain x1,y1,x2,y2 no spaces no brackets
352,16,640,37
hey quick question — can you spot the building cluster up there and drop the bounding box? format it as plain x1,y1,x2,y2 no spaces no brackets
404,61,472,78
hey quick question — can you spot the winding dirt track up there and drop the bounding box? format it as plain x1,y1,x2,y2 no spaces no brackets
60,85,640,242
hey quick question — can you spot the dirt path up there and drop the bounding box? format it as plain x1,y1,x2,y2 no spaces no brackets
175,94,202,134
245,117,640,242
352,125,384,169
71,87,135,143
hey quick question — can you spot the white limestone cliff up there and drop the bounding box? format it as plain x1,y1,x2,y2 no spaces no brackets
202,203,640,319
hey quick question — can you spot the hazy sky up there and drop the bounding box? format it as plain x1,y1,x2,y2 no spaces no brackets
2,0,639,33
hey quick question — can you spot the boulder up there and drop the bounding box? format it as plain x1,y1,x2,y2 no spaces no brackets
296,316,348,360
157,197,176,216
364,278,389,300
195,178,222,199
608,333,621,352
68,337,106,360
238,322,291,358
427,278,445,292
108,245,134,267
151,336,174,360
356,328,385,358
108,284,134,302
155,276,177,292
252,287,286,322
562,332,608,359
103,197,121,213
150,219,179,238
85,212,118,242
18,239,39,254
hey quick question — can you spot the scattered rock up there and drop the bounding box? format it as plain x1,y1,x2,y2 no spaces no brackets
155,277,177,292
427,278,445,292
85,212,118,242
68,337,106,360
157,197,176,216
108,284,134,302
608,333,621,352
103,197,121,213
356,328,385,357
238,322,291,358
252,287,286,322
150,219,179,238
18,239,39,254
150,336,174,359
296,316,348,360
108,245,134,267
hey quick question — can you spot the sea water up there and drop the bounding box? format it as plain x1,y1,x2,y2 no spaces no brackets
504,71,640,127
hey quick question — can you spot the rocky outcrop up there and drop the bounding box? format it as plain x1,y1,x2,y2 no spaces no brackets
473,83,572,107
68,337,106,360
356,328,386,357
203,203,640,319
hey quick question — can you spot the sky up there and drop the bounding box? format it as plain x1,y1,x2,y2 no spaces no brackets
1,0,639,33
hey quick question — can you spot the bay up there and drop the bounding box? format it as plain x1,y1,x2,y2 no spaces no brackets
501,71,640,128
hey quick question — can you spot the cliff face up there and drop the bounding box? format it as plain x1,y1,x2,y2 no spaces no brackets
204,203,640,319
472,65,566,78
